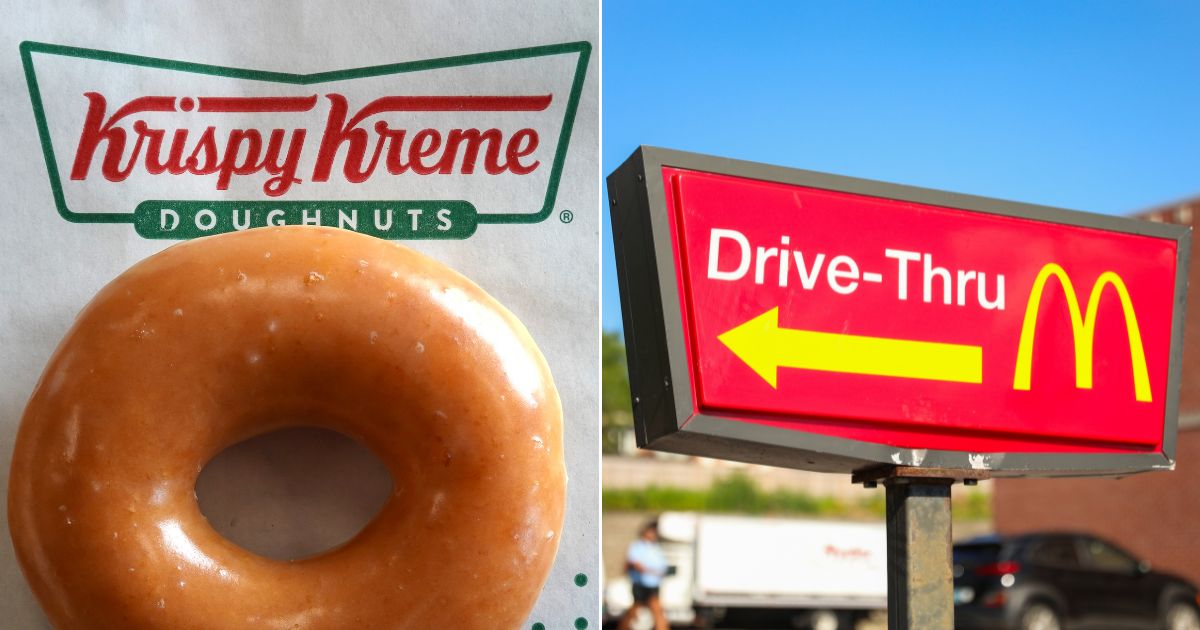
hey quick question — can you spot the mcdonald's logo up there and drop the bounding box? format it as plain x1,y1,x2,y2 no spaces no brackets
1013,263,1151,402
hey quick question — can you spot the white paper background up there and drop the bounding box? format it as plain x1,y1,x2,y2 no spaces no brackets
0,2,599,628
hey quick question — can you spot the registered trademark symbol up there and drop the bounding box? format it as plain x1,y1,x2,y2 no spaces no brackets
559,209,574,224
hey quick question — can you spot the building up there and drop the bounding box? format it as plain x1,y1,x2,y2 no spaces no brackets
993,199,1200,586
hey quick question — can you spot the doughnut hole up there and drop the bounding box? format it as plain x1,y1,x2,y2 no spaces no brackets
194,426,394,561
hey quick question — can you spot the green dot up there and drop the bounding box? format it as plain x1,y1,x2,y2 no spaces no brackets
531,624,545,630
574,618,588,629
574,573,588,587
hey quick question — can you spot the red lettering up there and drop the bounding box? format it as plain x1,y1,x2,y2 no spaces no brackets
312,94,383,183
70,91,543,196
409,129,442,175
379,123,410,174
506,128,539,175
262,129,306,197
216,129,262,190
186,128,220,175
70,93,175,182
439,128,503,174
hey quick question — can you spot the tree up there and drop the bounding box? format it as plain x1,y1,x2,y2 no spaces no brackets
601,330,633,453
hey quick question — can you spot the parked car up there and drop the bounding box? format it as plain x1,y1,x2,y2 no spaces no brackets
953,532,1200,630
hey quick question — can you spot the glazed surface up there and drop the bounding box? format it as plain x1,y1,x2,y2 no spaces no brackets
8,226,566,629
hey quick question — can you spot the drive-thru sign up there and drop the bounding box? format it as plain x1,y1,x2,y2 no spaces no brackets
608,147,1190,477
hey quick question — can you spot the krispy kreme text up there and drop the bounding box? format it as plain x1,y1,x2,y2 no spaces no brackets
70,93,550,196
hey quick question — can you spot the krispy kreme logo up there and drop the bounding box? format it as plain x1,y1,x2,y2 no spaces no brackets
71,94,547,196
22,41,591,239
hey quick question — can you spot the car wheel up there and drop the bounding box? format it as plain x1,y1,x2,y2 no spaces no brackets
1166,601,1200,630
1020,602,1062,630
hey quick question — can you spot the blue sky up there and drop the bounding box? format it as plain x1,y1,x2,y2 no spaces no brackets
601,2,1200,333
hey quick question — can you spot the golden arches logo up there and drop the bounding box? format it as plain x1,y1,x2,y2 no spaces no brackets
1013,263,1152,402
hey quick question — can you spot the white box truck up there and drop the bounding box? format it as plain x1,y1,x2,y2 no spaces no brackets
604,512,887,629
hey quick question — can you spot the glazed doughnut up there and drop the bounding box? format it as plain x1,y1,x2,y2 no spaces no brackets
8,226,565,629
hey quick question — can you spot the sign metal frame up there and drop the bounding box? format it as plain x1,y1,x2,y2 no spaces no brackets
608,146,1190,477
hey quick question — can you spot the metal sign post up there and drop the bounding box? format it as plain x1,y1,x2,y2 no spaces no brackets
855,467,989,630
886,479,953,630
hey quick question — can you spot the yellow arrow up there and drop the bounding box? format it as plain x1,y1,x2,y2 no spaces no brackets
717,307,983,388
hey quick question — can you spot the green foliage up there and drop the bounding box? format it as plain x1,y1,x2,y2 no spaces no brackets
603,472,992,522
955,488,992,521
604,472,850,517
601,331,633,453
601,485,709,512
855,492,887,518
706,472,763,512
601,331,632,415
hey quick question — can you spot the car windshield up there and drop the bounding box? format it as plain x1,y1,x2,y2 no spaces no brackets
953,543,1002,566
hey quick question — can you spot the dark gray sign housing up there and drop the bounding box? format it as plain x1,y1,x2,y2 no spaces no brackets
607,146,1189,477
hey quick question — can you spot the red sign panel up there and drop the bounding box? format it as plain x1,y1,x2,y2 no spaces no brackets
666,167,1179,454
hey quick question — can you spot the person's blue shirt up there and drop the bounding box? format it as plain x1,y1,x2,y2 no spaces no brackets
626,539,668,588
